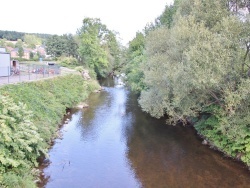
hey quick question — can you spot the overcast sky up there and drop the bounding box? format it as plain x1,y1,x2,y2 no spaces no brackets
1,0,173,45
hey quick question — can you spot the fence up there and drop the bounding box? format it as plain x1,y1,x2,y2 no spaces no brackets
0,63,61,85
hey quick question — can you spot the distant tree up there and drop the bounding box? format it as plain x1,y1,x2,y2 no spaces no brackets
45,35,65,57
61,34,78,57
15,39,23,48
24,34,42,49
0,30,53,41
46,34,78,58
18,47,24,58
6,42,14,48
29,51,34,59
0,30,24,41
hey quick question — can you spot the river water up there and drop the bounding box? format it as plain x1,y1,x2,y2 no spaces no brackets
39,78,250,188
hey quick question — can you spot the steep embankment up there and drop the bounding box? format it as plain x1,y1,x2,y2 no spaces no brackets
0,73,100,187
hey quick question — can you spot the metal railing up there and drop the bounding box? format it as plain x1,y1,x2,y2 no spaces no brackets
0,64,61,85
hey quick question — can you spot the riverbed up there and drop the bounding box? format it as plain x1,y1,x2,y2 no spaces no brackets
39,78,250,188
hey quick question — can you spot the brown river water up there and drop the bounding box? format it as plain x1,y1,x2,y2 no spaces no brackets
38,78,250,188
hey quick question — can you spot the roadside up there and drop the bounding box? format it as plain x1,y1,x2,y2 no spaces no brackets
0,62,78,86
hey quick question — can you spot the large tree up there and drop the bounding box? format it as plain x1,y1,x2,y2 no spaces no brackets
124,32,146,93
126,0,250,165
77,17,121,78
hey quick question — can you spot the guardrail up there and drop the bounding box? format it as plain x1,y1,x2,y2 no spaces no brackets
0,64,61,85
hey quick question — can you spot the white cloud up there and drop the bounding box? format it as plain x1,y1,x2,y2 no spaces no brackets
0,0,173,45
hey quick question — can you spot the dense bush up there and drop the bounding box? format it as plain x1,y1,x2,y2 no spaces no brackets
126,0,250,166
0,73,100,187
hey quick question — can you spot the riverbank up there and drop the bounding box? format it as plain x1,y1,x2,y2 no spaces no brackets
38,77,250,187
0,72,100,187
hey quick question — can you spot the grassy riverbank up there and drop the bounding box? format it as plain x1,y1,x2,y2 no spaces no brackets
0,73,100,187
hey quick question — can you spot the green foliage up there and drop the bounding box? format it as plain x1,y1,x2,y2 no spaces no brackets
77,17,122,78
6,42,14,48
45,34,78,58
124,32,146,93
0,74,100,187
18,47,24,58
45,35,66,57
157,0,182,28
0,95,44,169
15,39,23,48
24,34,42,49
58,56,80,68
2,171,36,188
78,30,109,77
0,30,52,41
125,0,250,166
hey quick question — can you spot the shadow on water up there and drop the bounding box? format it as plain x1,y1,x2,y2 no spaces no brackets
38,77,250,188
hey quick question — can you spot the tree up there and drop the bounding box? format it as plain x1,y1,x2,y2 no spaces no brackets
24,34,42,49
18,47,24,58
45,35,65,57
131,0,250,165
124,32,146,93
46,34,79,59
77,17,120,78
15,39,23,48
61,34,78,57
157,0,182,28
29,51,34,59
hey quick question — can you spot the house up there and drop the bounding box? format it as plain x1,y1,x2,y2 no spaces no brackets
10,48,30,59
36,45,46,57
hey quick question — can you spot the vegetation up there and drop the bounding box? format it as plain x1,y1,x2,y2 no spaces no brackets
0,18,124,78
44,18,125,78
0,30,52,41
124,32,146,93
125,0,250,166
24,35,42,49
76,18,124,78
0,74,100,187
5,0,250,184
45,34,78,58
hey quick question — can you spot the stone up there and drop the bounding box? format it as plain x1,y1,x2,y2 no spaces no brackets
77,103,89,109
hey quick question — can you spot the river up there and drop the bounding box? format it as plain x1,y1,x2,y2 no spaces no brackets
39,78,250,188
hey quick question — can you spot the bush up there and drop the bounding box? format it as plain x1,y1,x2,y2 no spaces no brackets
58,56,79,68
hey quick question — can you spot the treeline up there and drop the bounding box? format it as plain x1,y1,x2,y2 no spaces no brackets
125,0,250,166
0,30,52,41
46,18,125,78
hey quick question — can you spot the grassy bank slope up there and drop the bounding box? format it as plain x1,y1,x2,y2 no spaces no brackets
0,73,100,187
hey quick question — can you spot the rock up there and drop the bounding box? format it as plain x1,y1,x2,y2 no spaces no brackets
94,90,100,93
77,103,89,109
202,139,208,145
82,70,91,80
236,152,244,160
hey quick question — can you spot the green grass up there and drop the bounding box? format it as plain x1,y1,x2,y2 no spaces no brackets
0,73,100,187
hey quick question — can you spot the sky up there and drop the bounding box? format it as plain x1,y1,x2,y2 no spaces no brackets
1,0,173,45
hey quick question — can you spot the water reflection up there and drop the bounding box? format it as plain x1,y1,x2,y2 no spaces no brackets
124,90,250,188
39,78,250,188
